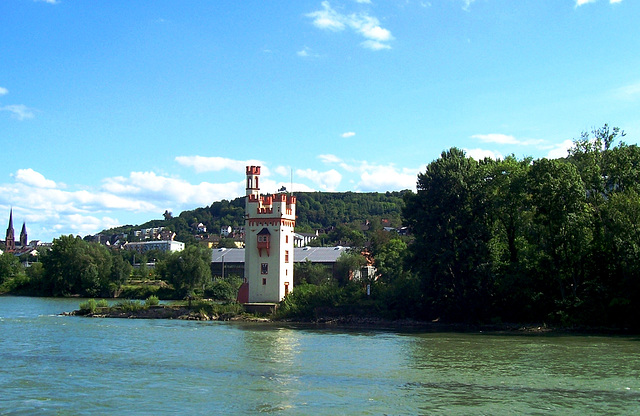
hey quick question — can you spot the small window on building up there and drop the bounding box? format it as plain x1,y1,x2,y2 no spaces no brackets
262,278,267,285
261,263,268,274
286,235,289,244
285,250,289,263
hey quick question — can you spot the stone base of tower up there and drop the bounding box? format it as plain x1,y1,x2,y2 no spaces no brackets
244,303,278,315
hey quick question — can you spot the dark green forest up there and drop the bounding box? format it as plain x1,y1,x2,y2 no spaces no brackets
398,125,640,328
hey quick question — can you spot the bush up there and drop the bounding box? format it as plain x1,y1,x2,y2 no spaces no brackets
189,299,245,318
78,299,97,315
96,299,109,308
145,295,160,306
276,283,344,319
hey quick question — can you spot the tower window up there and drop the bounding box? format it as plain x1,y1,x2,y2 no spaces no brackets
261,263,268,274
262,278,267,285
285,250,289,263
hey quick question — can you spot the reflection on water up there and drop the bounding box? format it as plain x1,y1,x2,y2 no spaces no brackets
1,297,639,415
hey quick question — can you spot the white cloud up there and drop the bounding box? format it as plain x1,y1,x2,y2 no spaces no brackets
274,166,291,177
307,1,346,31
355,0,371,3
464,148,504,161
13,169,57,189
0,87,8,96
341,131,356,138
1,104,35,120
575,0,621,6
351,15,392,42
64,214,121,237
306,1,393,50
35,0,59,4
319,154,358,172
472,133,544,147
545,140,574,159
102,171,244,207
175,156,265,174
319,154,342,164
319,156,419,191
361,40,391,50
357,164,418,191
297,46,321,58
295,168,342,191
472,133,520,145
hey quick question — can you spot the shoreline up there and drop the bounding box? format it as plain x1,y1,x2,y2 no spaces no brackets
63,304,637,335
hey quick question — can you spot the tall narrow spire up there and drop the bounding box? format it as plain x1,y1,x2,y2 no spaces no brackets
5,209,16,252
20,221,27,247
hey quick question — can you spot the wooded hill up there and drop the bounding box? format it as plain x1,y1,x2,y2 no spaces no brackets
103,191,408,245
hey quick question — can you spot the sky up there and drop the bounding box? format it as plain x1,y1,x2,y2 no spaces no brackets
1,0,639,243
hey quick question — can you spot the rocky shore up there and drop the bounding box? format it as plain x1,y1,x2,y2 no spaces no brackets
63,304,634,334
64,304,270,322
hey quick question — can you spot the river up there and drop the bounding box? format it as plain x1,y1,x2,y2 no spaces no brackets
0,296,638,415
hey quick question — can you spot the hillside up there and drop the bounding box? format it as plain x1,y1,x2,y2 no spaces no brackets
101,191,408,244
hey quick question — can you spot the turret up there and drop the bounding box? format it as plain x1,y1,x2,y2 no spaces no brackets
246,166,260,198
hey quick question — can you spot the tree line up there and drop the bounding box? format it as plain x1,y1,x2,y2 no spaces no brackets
399,125,640,328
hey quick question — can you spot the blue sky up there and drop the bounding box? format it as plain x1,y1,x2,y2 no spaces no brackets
1,0,639,242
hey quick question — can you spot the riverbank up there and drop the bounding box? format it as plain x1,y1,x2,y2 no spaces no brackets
64,304,270,322
64,303,637,334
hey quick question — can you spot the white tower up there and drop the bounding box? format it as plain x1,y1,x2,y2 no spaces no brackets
244,166,295,303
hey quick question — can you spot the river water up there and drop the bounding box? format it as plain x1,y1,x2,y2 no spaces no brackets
0,296,639,415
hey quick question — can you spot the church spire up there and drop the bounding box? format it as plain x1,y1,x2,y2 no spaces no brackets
20,221,27,247
5,208,16,252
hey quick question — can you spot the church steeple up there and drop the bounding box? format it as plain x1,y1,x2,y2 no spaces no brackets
5,209,15,252
20,221,27,247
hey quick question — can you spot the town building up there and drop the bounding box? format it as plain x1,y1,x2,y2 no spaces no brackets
211,246,351,280
123,240,185,254
241,166,296,303
294,231,319,247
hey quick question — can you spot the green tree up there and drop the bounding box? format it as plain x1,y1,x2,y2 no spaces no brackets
373,238,408,282
334,250,368,283
40,235,114,297
526,158,589,321
157,245,212,297
294,260,332,285
0,252,22,285
110,252,132,290
403,148,493,322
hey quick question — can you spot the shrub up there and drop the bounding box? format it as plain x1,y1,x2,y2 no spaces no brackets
96,299,109,308
78,299,97,315
189,299,244,318
145,295,160,306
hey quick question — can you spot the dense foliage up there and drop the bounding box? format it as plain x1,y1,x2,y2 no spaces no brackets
156,245,212,297
401,125,640,328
